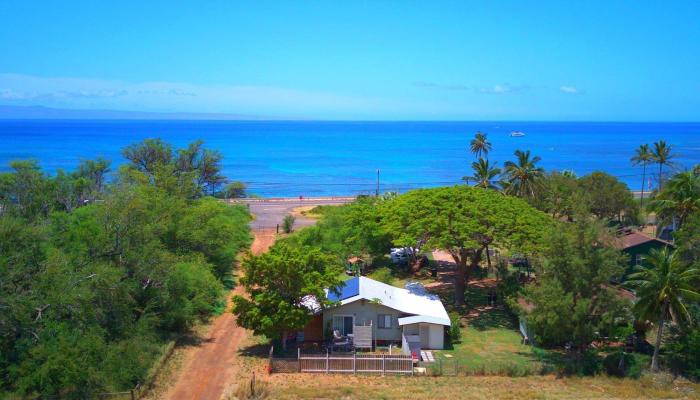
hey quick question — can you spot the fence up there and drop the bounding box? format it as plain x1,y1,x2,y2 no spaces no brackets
269,347,414,375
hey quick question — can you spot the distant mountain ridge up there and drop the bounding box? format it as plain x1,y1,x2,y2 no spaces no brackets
0,105,271,120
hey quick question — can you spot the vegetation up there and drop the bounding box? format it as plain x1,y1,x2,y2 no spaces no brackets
0,139,251,398
651,140,675,188
649,168,700,229
631,143,654,207
469,131,492,159
519,220,631,348
463,158,501,189
380,186,551,305
502,150,545,198
625,248,700,371
232,242,343,351
282,214,296,233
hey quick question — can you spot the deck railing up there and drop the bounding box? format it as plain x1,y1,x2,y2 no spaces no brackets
270,347,413,375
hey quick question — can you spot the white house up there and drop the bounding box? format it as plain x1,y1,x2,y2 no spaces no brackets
300,276,451,354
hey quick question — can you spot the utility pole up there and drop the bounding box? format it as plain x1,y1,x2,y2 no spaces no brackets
376,169,380,197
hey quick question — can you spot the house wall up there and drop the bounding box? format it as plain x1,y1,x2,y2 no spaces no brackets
300,313,323,342
323,300,403,342
623,241,668,274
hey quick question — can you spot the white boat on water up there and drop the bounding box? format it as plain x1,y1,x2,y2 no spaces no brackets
510,131,525,137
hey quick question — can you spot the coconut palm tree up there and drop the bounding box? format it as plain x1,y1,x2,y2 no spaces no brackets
631,144,654,208
625,248,700,371
470,132,492,160
652,141,675,189
648,169,700,230
503,150,545,198
463,158,501,189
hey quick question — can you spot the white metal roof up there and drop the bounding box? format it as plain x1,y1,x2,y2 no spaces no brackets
337,277,451,326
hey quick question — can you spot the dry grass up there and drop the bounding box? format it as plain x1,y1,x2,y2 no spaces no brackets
261,373,699,399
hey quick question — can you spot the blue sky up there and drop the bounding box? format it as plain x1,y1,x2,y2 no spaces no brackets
0,1,699,120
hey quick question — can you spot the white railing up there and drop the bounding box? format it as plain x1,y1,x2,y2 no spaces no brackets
297,350,413,375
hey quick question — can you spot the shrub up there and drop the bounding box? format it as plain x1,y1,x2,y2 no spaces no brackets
448,312,462,343
603,351,641,378
282,214,295,233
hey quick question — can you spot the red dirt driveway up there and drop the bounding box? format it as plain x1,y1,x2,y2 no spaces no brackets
163,229,275,400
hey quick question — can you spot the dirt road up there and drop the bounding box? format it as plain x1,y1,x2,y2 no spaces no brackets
162,230,275,400
162,199,343,400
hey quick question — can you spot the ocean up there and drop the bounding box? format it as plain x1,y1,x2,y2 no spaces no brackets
1,120,699,197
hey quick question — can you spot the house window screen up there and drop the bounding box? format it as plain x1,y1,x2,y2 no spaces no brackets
378,314,393,329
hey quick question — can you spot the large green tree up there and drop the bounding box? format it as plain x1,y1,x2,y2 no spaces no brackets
625,248,700,371
578,171,638,222
233,243,343,351
521,221,631,348
380,186,551,305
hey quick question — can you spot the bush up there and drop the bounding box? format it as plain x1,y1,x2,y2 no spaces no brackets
603,351,641,378
448,312,462,344
282,214,295,233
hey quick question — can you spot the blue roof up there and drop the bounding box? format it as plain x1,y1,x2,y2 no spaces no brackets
328,277,360,302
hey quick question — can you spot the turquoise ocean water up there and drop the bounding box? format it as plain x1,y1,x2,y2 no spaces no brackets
1,120,699,197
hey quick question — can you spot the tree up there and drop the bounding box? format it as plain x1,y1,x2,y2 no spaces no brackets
625,248,700,371
463,158,501,190
381,186,551,305
503,150,545,199
649,169,700,230
122,138,173,176
233,243,343,350
532,171,587,221
521,221,631,348
469,131,492,159
224,181,247,199
631,144,654,208
282,214,296,233
76,157,111,197
578,171,637,222
652,140,675,189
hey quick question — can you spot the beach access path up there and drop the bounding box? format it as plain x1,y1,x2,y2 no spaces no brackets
162,197,351,400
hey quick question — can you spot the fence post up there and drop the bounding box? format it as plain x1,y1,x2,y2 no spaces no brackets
454,358,458,376
439,357,442,376
298,347,301,373
326,349,329,374
130,389,135,400
382,354,385,376
353,352,356,374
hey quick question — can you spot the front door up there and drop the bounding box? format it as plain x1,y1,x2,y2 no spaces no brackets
419,324,429,348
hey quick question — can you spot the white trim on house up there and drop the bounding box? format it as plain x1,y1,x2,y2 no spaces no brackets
397,315,450,326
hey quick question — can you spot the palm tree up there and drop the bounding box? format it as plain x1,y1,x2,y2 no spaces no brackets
503,150,545,198
470,132,492,159
631,144,654,208
463,158,501,189
625,248,700,371
648,169,700,230
652,141,675,189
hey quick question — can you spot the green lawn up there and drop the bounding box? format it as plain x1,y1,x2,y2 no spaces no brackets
435,286,543,374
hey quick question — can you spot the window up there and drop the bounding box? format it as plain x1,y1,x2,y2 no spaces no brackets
332,315,354,335
635,254,643,265
378,314,393,329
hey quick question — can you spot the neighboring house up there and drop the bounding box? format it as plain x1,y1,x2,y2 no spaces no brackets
300,276,450,354
614,230,674,276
